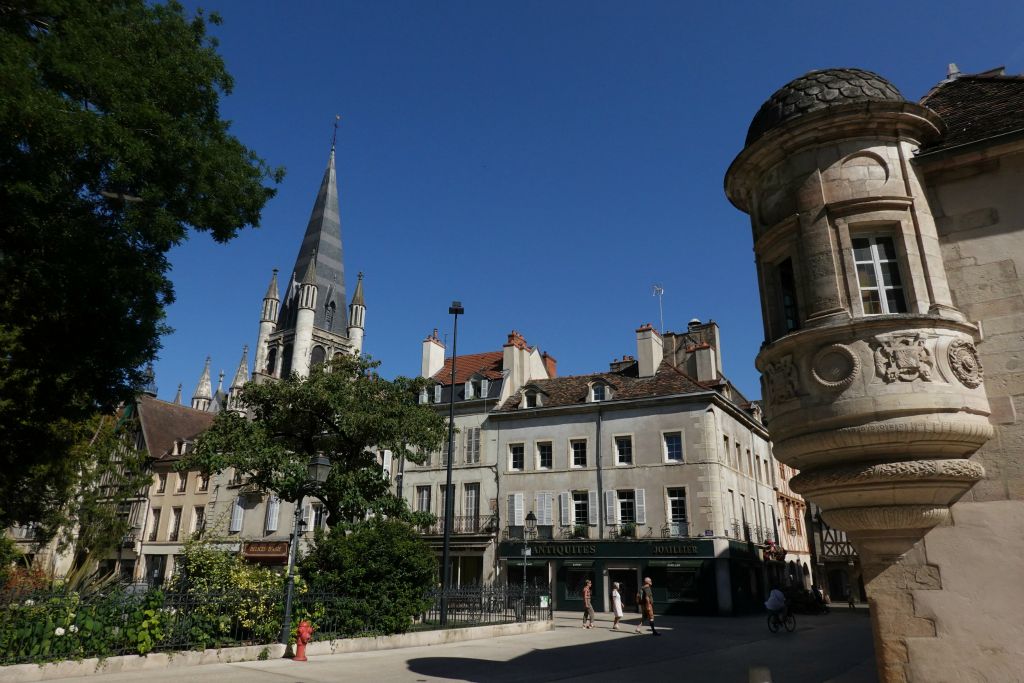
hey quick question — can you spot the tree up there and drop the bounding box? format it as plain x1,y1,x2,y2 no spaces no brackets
300,520,436,635
0,1,283,528
178,355,446,527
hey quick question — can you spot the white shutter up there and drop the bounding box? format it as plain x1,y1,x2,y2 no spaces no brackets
559,492,571,526
514,492,524,526
266,496,280,532
302,502,313,530
534,492,544,525
635,488,646,525
465,381,474,399
229,497,243,533
434,385,442,403
481,379,489,397
507,494,515,527
587,490,598,526
544,492,554,526
605,490,618,526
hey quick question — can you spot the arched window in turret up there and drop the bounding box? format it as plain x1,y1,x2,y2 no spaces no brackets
311,345,326,368
266,347,278,376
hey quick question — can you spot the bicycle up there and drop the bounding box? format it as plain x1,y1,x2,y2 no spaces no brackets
767,610,796,633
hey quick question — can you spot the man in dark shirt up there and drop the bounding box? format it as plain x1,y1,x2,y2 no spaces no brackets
635,576,661,635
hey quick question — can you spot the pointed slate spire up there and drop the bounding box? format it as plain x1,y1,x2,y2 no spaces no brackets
231,346,250,390
173,383,183,405
216,370,224,395
264,269,280,301
350,271,365,307
279,146,347,333
192,357,212,411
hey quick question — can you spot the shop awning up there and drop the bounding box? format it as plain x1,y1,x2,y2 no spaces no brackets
646,559,705,569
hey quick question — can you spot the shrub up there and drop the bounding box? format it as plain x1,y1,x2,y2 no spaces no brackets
300,519,435,636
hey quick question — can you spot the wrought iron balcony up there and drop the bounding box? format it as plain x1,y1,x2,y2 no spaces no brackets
420,515,498,536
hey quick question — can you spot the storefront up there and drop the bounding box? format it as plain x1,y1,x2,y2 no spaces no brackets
497,538,765,616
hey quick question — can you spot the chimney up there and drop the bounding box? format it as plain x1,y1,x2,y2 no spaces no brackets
541,351,557,378
609,355,635,373
503,330,530,395
421,329,445,378
636,323,663,378
694,342,718,383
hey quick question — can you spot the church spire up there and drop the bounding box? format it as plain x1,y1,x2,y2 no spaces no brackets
191,357,212,411
279,140,347,334
173,383,182,405
231,345,250,390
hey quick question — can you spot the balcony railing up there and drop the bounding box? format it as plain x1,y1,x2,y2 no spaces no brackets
661,521,690,538
420,515,498,536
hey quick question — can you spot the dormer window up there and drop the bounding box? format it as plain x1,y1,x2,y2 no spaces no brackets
524,390,539,408
419,386,429,404
589,381,611,402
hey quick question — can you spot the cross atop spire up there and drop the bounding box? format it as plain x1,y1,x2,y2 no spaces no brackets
331,114,340,151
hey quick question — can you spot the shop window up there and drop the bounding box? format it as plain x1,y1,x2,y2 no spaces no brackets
852,235,907,315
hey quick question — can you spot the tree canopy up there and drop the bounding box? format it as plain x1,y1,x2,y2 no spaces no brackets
179,355,447,526
0,1,282,526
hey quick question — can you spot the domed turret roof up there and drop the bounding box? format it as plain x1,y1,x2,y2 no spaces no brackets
745,68,905,146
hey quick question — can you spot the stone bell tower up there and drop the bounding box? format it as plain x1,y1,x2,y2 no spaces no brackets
725,68,1008,682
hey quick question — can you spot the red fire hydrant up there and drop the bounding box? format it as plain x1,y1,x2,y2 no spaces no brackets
293,620,313,662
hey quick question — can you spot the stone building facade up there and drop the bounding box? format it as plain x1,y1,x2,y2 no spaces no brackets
725,66,1024,681
403,321,811,615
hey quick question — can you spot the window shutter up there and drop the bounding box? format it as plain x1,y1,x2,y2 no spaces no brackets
559,492,571,526
534,492,544,525
588,490,598,526
544,492,554,526
481,379,489,397
266,496,280,532
605,490,618,525
635,488,646,525
465,381,474,399
229,497,243,533
434,385,442,403
514,492,524,526
419,387,428,404
302,502,313,529
506,494,515,528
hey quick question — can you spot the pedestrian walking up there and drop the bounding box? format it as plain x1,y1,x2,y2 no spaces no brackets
634,576,661,635
610,582,623,630
847,590,856,609
582,579,596,628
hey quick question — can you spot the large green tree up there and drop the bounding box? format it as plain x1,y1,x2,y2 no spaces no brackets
0,1,282,527
179,355,446,527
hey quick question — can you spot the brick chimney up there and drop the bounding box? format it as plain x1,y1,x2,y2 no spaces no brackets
541,352,557,378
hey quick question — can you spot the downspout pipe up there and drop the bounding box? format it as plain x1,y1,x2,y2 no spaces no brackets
596,406,604,539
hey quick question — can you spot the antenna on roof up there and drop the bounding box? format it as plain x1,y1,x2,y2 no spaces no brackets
652,284,665,335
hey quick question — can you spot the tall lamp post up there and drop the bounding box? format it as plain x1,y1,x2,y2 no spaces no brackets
439,300,463,626
522,511,537,621
279,454,332,655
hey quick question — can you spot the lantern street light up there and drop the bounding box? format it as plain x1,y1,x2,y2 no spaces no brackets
439,301,463,626
279,454,332,654
522,511,537,621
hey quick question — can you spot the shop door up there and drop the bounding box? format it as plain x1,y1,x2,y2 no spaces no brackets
608,568,639,615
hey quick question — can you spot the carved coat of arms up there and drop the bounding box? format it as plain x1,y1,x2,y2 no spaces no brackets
874,334,933,383
764,355,800,403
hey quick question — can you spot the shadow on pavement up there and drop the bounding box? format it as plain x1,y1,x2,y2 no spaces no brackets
406,612,877,683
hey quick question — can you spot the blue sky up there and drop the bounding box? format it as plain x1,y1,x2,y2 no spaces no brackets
155,0,1024,402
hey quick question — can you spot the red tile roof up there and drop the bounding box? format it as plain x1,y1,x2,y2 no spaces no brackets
431,351,505,385
136,394,216,461
921,69,1024,153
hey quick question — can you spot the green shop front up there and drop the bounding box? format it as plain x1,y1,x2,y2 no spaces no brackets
498,537,763,616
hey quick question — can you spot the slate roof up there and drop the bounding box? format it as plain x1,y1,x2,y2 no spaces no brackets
499,360,711,411
431,351,505,385
136,394,215,461
920,70,1024,154
746,68,905,147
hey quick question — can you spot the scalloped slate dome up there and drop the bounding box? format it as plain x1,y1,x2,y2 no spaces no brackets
745,68,905,147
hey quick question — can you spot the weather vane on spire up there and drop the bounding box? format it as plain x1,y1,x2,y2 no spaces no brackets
331,114,341,151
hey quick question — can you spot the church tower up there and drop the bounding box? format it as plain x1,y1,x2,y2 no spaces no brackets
253,138,366,382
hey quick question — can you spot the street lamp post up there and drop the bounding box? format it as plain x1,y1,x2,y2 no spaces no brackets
279,454,332,655
522,511,537,621
439,301,463,626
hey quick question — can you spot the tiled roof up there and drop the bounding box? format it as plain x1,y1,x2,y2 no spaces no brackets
920,71,1024,153
136,394,216,461
431,351,505,385
498,360,711,411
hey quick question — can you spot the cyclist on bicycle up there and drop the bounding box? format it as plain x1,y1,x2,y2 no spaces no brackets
765,584,787,620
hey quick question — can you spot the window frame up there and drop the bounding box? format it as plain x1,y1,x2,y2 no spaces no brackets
536,440,553,470
572,491,590,526
662,430,684,463
569,438,588,468
851,233,908,316
508,442,526,472
613,434,634,466
617,490,636,525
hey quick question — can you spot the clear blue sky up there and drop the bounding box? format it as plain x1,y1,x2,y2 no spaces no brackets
155,0,1024,402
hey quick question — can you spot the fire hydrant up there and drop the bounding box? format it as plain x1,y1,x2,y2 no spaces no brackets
293,620,313,662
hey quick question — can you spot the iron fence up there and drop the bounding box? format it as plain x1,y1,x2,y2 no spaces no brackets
0,583,551,666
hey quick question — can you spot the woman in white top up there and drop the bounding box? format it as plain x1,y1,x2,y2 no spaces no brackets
611,582,624,630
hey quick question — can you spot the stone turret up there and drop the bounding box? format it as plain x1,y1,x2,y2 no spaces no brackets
726,68,993,682
254,270,279,376
347,272,365,354
191,357,213,411
291,256,318,378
